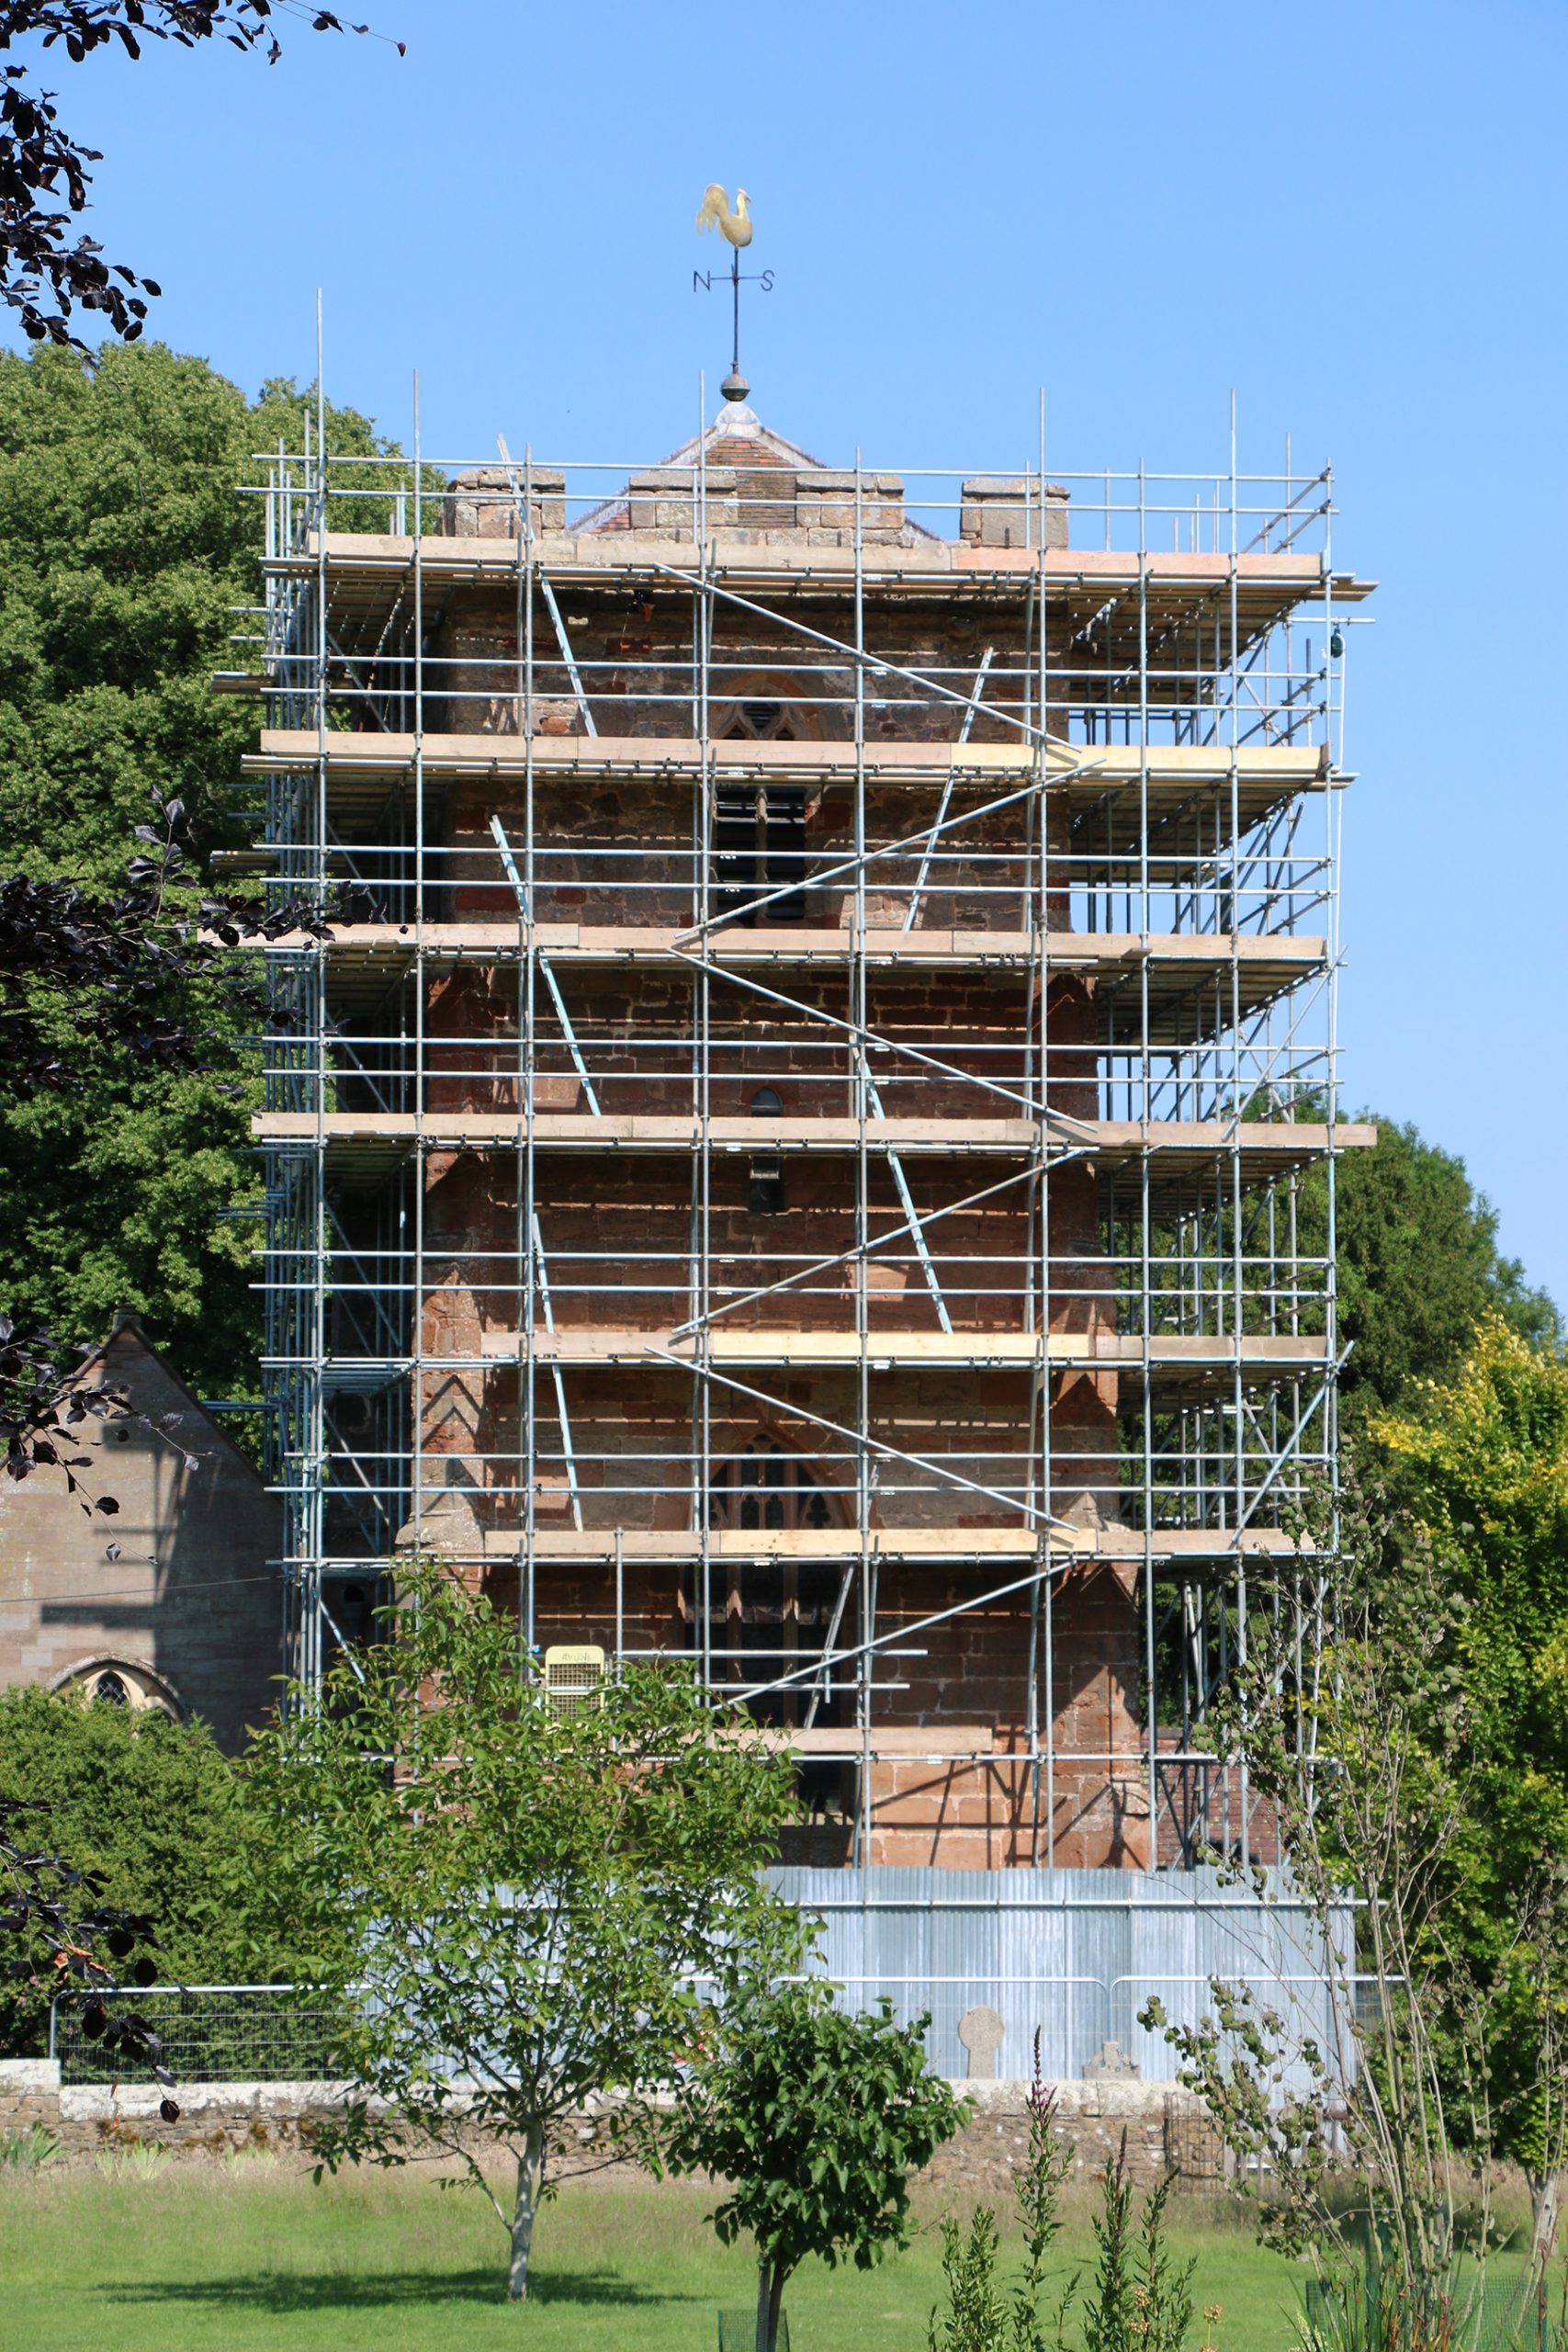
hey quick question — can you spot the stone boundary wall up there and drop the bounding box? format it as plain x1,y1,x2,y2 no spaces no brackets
3,2063,353,2159
3,2062,1225,2188
926,2080,1226,2199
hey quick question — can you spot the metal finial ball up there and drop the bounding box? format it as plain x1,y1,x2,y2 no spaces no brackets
721,368,750,404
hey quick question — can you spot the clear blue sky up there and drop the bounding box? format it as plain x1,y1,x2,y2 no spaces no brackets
17,0,1566,1307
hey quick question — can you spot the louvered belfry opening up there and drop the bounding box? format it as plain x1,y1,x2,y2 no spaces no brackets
715,699,808,923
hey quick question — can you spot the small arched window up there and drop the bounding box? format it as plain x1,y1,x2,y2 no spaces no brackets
748,1088,785,1216
322,1574,386,1681
50,1657,182,1723
336,1582,372,1640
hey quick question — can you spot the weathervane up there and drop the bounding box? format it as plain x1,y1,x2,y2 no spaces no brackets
694,184,773,402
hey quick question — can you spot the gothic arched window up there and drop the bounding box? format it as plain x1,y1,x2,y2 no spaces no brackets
708,1435,832,1533
694,1438,840,1734
712,684,810,924
50,1657,182,1722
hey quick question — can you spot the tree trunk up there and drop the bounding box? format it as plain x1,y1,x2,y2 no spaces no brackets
755,2255,786,2352
507,2127,547,2301
1529,2165,1562,2277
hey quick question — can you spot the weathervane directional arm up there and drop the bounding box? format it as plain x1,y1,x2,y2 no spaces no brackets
693,183,773,402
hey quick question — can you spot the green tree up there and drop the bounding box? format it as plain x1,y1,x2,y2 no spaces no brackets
1372,1318,1568,2203
1374,1317,1568,1757
1144,1457,1568,2311
1298,1115,1559,1425
0,342,403,1409
0,1682,321,2056
248,1561,807,2303
670,1982,967,2352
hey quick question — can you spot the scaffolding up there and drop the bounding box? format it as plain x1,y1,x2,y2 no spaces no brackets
240,385,1373,1872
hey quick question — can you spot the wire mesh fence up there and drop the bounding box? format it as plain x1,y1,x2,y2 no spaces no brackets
717,2314,790,2352
50,1986,345,2086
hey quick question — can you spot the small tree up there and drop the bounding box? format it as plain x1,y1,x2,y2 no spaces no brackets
248,1561,807,2301
0,4,402,352
1141,1468,1568,2343
670,1982,968,2352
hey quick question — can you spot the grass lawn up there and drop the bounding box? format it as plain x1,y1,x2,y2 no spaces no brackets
0,2160,1313,2352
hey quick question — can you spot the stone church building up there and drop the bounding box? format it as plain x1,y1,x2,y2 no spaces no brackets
0,1313,283,1751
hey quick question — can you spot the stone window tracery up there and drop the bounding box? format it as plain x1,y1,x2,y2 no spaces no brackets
707,1435,832,1534
712,679,813,924
49,1656,183,1722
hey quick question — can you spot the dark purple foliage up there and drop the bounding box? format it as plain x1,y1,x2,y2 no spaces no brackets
0,1796,178,2109
0,786,366,1097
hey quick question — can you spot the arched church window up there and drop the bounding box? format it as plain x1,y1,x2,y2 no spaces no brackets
51,1657,182,1722
713,688,808,924
336,1582,372,1641
321,1574,385,1683
708,1435,832,1532
694,1438,842,1740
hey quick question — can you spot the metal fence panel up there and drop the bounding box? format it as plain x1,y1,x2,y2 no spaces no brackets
51,1985,344,2086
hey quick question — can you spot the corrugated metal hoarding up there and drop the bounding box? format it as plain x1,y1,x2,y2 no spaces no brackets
769,1865,1344,2089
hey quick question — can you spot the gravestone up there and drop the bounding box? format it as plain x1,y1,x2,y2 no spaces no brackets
1082,2039,1141,2081
956,2006,1006,2079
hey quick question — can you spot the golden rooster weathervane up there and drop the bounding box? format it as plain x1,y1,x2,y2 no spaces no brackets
694,184,773,402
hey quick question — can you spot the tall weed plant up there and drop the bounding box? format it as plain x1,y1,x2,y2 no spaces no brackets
931,2085,1202,2352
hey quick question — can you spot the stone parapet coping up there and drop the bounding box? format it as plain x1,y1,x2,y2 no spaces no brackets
59,2081,356,2123
959,2077,1201,2117
0,2058,62,2094
52,2073,1201,2126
